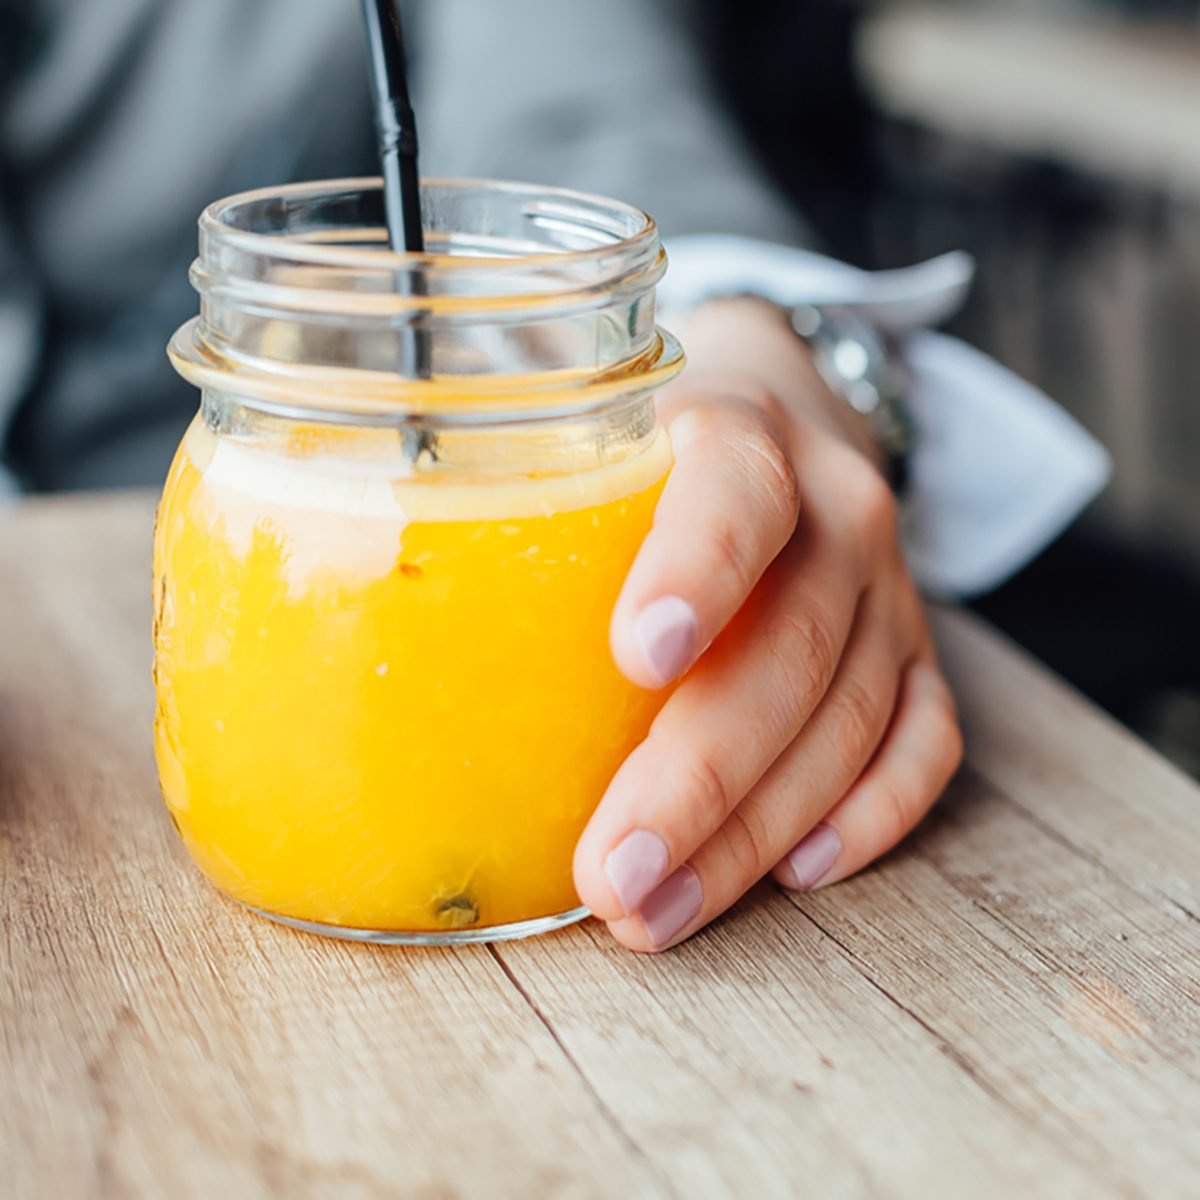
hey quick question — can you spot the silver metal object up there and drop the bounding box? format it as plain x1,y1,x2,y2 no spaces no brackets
787,304,914,491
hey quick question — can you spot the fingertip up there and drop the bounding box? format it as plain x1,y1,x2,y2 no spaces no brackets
611,593,700,688
604,866,704,953
773,822,843,892
574,815,669,923
774,659,961,895
908,656,956,708
572,838,625,924
602,915,660,954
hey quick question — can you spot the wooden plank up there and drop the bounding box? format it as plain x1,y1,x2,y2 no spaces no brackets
935,606,1200,917
493,896,1105,1199
794,772,1200,1195
0,497,658,1200
3,495,1200,1199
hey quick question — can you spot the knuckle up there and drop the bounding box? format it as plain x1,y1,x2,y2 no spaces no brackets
669,400,727,453
677,749,734,835
733,422,801,533
748,386,792,437
723,806,772,883
889,582,926,654
873,774,914,850
706,509,758,593
675,402,800,588
829,675,884,775
939,711,966,781
871,701,963,848
850,461,898,547
765,606,839,719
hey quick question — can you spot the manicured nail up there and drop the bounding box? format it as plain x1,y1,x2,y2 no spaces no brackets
784,824,842,890
634,595,700,685
604,829,670,915
640,865,703,948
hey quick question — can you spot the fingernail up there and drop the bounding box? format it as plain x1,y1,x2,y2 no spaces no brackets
604,829,670,915
634,595,700,685
640,865,703,948
783,824,842,891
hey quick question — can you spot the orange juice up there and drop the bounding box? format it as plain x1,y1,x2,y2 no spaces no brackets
153,417,671,935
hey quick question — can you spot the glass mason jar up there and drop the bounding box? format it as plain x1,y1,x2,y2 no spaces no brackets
153,178,684,944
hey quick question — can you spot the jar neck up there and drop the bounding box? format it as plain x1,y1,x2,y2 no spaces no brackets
170,179,684,426
199,385,665,481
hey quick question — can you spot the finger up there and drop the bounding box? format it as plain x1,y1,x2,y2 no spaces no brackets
773,658,963,892
603,591,913,951
610,389,801,689
576,539,861,922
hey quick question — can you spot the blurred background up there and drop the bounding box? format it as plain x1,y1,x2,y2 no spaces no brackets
835,0,1200,774
661,0,1200,774
1,0,1196,773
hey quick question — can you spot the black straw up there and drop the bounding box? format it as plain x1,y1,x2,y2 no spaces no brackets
360,0,424,253
360,0,431,379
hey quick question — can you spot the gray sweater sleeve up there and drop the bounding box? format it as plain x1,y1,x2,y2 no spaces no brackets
412,0,810,245
0,194,39,495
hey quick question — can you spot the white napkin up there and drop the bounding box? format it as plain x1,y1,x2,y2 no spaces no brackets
659,235,1111,598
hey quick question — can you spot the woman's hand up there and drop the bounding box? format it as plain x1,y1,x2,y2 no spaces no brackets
573,298,963,951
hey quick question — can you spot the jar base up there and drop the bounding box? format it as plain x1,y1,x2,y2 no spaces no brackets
239,902,591,946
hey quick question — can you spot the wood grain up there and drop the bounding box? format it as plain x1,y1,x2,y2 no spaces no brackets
3,494,1199,1199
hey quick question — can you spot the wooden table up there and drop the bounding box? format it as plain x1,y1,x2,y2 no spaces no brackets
4,494,1199,1199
